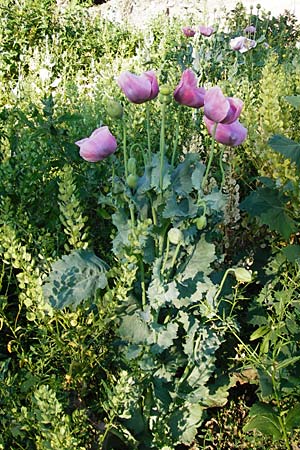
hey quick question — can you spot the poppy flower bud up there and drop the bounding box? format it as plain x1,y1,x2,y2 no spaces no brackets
106,99,123,119
168,228,184,245
234,267,252,283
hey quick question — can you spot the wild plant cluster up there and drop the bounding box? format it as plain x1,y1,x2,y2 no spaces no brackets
1,1,300,449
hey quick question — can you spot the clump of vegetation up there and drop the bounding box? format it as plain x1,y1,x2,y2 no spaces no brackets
1,1,300,449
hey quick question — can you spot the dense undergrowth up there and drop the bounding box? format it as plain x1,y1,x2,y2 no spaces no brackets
1,1,300,449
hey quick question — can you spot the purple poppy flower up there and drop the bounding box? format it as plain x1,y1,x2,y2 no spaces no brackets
204,117,247,147
199,25,214,37
244,25,256,34
117,70,159,104
182,26,196,37
76,126,117,162
230,36,257,53
173,69,206,108
204,86,243,124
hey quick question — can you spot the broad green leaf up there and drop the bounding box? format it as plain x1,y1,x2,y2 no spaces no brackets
285,403,300,431
244,415,282,440
150,154,171,191
268,134,300,169
257,368,274,399
43,250,108,309
163,194,198,219
240,187,296,239
179,234,216,281
285,95,300,109
118,312,154,345
172,153,202,195
169,403,204,445
281,244,300,262
152,322,179,354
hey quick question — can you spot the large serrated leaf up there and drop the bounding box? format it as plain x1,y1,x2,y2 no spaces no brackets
268,134,300,168
118,312,154,345
179,235,216,281
43,250,108,309
169,402,204,445
171,153,202,196
240,187,296,239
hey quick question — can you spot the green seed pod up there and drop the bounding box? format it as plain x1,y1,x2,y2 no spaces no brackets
128,157,137,175
160,84,172,96
234,267,252,283
158,93,172,105
106,99,123,119
195,215,207,230
168,227,183,245
126,174,138,189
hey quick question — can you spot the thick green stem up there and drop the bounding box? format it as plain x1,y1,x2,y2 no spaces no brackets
159,102,166,191
140,258,146,310
201,122,218,191
219,146,226,189
161,235,170,276
214,268,234,303
171,110,180,167
122,117,128,179
146,102,152,162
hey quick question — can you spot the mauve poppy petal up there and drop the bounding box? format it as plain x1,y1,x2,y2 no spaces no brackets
76,126,117,162
182,26,196,37
199,25,214,36
118,71,152,104
174,69,206,108
204,87,229,122
222,97,243,124
204,117,247,147
143,71,159,100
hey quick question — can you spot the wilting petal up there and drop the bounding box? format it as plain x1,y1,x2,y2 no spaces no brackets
230,36,257,53
204,117,247,147
174,69,206,108
118,70,159,104
230,36,246,51
76,126,117,162
182,26,196,37
204,87,229,122
199,25,214,36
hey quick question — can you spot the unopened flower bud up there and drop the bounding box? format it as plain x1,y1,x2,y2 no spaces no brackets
234,267,252,283
106,99,123,119
160,84,172,96
195,215,207,230
128,157,137,175
126,174,138,189
168,228,183,245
